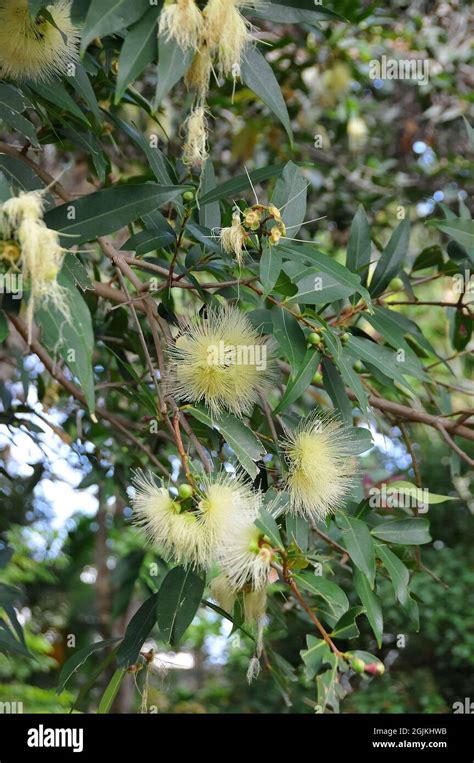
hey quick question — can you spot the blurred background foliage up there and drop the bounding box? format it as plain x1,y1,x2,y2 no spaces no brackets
0,0,473,713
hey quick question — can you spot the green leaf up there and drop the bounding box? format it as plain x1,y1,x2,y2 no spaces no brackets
108,115,176,186
115,7,159,103
81,0,150,52
321,358,352,423
273,347,319,414
186,406,266,479
26,81,90,126
36,269,95,412
241,46,293,143
300,635,329,680
199,160,221,231
353,568,383,648
69,61,102,123
154,35,193,106
255,507,284,550
345,335,429,385
428,218,474,261
332,346,369,415
346,204,371,287
200,164,285,205
280,242,372,307
336,512,376,588
260,241,282,297
44,183,184,245
289,271,357,304
371,518,432,545
61,253,93,291
156,566,205,646
116,593,159,668
286,514,309,552
98,668,126,713
386,480,456,505
0,84,38,147
57,638,121,694
374,543,409,606
330,606,365,640
271,161,307,236
251,2,344,24
271,306,306,370
369,218,410,297
293,571,349,622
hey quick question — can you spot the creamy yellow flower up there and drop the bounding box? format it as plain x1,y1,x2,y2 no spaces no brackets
169,304,273,417
0,190,68,343
282,411,355,520
159,0,204,51
182,106,209,166
219,212,248,264
0,0,79,82
130,470,209,568
216,510,273,592
196,471,260,546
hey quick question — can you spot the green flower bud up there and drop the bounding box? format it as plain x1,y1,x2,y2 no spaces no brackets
178,483,194,500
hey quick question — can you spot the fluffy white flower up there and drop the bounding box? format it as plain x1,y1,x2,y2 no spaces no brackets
130,470,209,568
282,411,355,520
169,304,273,418
217,510,272,592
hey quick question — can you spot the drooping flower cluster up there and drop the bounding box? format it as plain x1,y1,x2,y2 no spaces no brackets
0,190,69,342
219,203,287,264
159,0,261,166
168,304,273,418
0,0,79,82
130,469,273,607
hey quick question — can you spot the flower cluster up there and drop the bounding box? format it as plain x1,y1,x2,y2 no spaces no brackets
219,203,287,264
159,0,261,166
0,190,69,342
0,0,79,82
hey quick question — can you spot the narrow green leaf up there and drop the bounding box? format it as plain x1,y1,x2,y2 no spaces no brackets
44,183,185,244
154,35,193,106
81,0,149,52
375,543,409,606
353,568,383,647
98,668,126,713
57,638,121,694
346,205,371,286
156,566,205,646
337,513,376,588
271,306,306,370
369,218,410,297
116,593,159,667
255,507,284,550
260,241,282,297
271,161,307,235
36,269,95,412
293,571,349,622
273,347,319,414
321,358,352,423
241,46,293,143
115,7,159,103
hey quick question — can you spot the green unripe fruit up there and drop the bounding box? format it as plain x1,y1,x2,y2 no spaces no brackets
389,277,404,292
340,332,350,344
178,483,194,500
183,190,195,202
353,360,364,373
308,332,322,346
351,657,366,674
312,371,323,385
